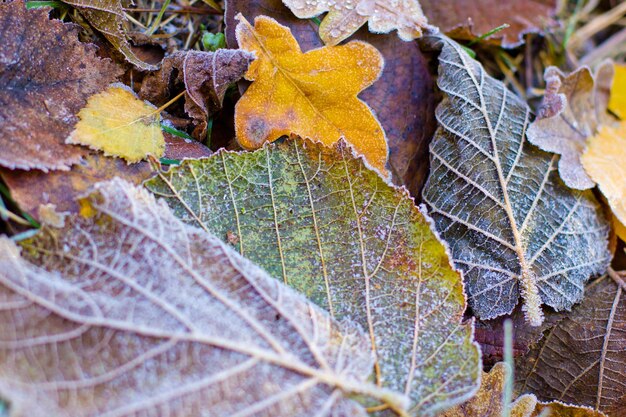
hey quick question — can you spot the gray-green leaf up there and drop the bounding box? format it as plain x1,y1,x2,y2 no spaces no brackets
145,138,481,416
421,35,611,325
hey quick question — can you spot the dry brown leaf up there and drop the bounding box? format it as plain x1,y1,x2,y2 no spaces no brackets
140,49,254,141
281,0,431,46
527,63,615,190
420,0,558,48
234,14,389,176
0,0,120,172
0,178,408,416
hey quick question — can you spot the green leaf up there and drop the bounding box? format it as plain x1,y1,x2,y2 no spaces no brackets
145,138,481,416
421,35,611,326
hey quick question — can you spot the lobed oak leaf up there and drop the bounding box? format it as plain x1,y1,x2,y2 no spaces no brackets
144,137,481,416
421,35,611,326
225,0,438,197
233,14,390,177
0,0,120,172
527,63,615,190
281,0,431,46
0,178,407,417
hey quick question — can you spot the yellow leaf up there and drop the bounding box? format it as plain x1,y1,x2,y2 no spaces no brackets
609,63,626,119
67,84,165,163
581,121,626,232
234,14,389,177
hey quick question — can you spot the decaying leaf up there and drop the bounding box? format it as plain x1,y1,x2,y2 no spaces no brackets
516,273,626,417
225,0,438,197
234,15,390,177
0,178,408,417
527,63,614,190
420,0,558,48
281,0,431,46
67,84,164,162
63,0,158,70
0,0,120,172
608,64,626,119
582,121,626,248
421,36,611,326
139,49,254,141
145,137,481,416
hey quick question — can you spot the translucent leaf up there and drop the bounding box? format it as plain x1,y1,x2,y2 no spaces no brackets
145,137,481,416
0,178,407,416
421,36,611,325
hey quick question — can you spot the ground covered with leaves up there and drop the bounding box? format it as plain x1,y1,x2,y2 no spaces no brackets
0,0,625,416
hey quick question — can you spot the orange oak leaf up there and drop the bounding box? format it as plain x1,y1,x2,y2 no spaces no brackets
233,14,389,177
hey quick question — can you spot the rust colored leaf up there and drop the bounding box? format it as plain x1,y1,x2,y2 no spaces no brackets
0,0,120,172
234,14,389,177
420,0,558,48
0,179,407,416
527,63,615,190
281,0,431,46
140,49,254,141
516,273,626,417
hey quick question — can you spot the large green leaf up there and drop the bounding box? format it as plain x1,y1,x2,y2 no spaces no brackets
145,138,481,416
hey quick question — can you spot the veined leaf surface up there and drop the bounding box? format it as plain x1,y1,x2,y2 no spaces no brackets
145,138,481,416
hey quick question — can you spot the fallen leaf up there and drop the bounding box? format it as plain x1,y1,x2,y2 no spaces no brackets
0,178,407,416
581,122,626,246
532,403,609,417
225,0,438,197
67,84,165,162
421,36,611,326
234,14,390,177
420,0,558,48
145,137,481,416
63,0,158,70
516,273,626,417
527,63,615,190
608,63,626,119
281,0,431,46
0,0,120,171
140,49,254,141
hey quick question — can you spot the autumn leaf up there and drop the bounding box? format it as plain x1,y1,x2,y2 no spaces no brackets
234,14,390,177
421,35,611,326
225,0,438,197
140,49,254,141
516,272,626,417
527,63,615,190
608,64,626,119
63,0,158,70
281,0,431,46
145,137,481,416
0,0,120,172
420,0,558,48
67,84,165,162
0,178,408,417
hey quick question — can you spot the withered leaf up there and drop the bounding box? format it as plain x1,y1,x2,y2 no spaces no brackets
140,49,254,141
281,0,431,46
0,0,120,172
225,0,438,197
145,138,481,416
0,179,406,416
527,63,615,190
420,0,558,48
516,273,626,417
421,35,611,326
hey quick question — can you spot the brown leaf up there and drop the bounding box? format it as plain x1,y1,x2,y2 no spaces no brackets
225,0,438,197
516,273,626,417
420,0,558,48
0,0,120,172
140,49,254,141
527,63,615,190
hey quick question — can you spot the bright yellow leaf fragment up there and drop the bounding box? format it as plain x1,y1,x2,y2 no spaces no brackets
609,64,626,119
582,121,626,233
234,14,389,177
67,84,164,163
